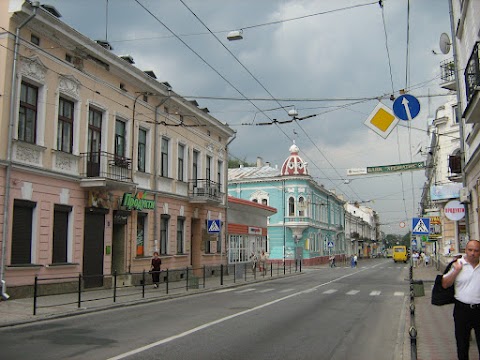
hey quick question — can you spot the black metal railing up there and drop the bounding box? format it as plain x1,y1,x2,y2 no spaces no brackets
188,179,222,201
79,151,132,182
465,42,480,104
440,58,455,83
32,262,301,315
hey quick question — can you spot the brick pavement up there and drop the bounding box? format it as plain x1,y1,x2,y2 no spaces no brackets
410,262,478,360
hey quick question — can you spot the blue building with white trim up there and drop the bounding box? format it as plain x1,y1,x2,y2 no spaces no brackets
228,143,346,265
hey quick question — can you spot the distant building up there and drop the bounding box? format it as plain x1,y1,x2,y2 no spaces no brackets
228,143,346,265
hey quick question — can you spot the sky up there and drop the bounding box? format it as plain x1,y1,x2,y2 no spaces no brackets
43,0,453,235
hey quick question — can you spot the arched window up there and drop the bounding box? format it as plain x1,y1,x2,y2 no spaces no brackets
262,199,268,206
288,197,295,216
298,196,305,216
252,199,258,203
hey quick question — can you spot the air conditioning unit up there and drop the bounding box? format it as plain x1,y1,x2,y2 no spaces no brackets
459,187,470,203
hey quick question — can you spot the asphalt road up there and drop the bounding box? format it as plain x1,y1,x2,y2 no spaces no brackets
0,259,409,360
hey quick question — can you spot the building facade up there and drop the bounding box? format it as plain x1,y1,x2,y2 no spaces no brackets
344,202,379,258
228,143,347,266
420,98,464,256
0,1,235,298
227,196,277,264
439,0,480,244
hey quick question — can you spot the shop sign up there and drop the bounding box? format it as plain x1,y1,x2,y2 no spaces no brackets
248,226,262,235
444,200,465,221
121,192,155,211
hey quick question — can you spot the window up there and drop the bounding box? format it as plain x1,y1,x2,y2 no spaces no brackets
87,108,102,176
11,200,36,265
52,204,72,263
138,128,147,172
206,155,212,181
161,137,169,177
193,150,199,184
298,196,305,216
177,217,185,254
452,105,459,124
137,213,146,257
262,199,268,206
288,197,295,216
178,144,185,181
57,97,74,153
160,215,170,255
115,119,126,159
19,82,38,143
31,34,40,45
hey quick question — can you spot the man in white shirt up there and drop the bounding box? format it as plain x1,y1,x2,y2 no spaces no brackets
442,239,480,360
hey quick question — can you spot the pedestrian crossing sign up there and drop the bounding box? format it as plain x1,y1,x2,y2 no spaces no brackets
412,218,430,235
207,219,221,233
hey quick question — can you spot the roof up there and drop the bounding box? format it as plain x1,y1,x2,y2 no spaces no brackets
228,196,277,214
228,165,280,181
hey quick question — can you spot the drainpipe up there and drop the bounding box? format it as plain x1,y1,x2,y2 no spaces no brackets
153,93,170,253
1,1,41,301
448,0,470,244
223,132,236,266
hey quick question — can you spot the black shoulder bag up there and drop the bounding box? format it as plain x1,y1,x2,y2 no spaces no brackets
431,261,456,306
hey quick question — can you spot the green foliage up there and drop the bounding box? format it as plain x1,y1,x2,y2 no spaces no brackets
228,158,255,168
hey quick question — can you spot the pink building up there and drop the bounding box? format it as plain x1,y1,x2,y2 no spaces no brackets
0,1,235,298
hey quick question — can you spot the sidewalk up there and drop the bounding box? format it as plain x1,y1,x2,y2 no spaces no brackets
407,263,478,360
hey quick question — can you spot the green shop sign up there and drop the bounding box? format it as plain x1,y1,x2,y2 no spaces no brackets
121,192,155,211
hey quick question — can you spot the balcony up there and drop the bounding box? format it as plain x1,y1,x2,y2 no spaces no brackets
463,42,480,123
79,151,133,189
189,179,222,204
439,58,456,91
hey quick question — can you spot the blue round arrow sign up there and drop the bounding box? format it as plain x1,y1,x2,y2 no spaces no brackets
393,94,421,121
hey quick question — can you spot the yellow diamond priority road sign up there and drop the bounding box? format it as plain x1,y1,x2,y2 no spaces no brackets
364,102,398,139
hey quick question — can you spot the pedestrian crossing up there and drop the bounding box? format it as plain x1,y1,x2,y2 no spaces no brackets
215,287,405,298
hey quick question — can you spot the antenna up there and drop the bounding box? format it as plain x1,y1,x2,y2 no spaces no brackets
439,33,451,55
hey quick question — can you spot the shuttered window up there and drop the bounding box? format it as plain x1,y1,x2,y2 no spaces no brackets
11,200,36,265
52,204,72,263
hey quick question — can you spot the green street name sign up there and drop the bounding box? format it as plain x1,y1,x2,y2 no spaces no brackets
367,161,425,174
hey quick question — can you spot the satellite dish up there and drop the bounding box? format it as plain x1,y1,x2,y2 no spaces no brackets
439,33,451,54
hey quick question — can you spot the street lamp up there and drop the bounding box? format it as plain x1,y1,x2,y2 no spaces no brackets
227,30,243,41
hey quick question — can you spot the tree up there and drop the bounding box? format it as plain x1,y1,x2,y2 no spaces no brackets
228,158,255,168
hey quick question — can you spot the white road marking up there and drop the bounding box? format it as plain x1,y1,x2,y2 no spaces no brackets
369,291,381,296
323,289,338,294
279,288,295,293
258,288,275,293
394,292,405,296
235,288,256,294
346,290,360,295
107,269,370,360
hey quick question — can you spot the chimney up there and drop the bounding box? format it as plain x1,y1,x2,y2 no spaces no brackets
256,157,263,167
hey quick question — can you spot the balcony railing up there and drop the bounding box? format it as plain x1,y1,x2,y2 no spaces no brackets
80,151,132,182
465,42,480,104
440,59,455,82
189,179,222,202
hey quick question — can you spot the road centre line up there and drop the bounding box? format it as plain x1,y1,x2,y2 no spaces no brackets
107,266,374,360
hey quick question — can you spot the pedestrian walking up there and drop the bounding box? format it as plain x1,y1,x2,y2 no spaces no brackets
350,255,355,268
424,254,430,267
442,240,480,360
353,254,358,267
259,250,267,272
150,251,162,288
412,251,419,268
329,255,336,268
